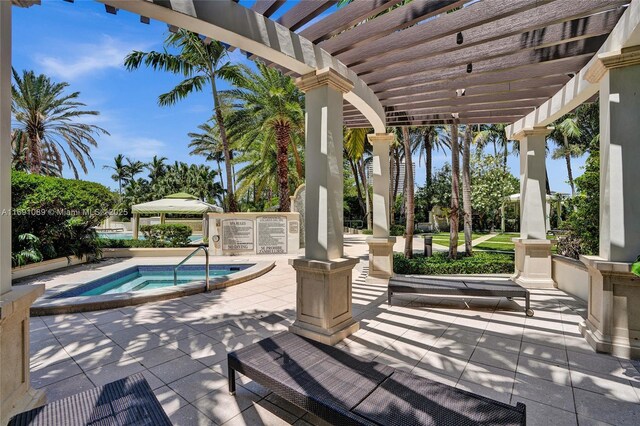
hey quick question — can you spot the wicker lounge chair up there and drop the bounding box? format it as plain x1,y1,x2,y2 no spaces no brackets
388,276,534,316
228,332,527,425
8,374,171,426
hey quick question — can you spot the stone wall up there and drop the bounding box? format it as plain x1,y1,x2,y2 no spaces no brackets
551,255,589,301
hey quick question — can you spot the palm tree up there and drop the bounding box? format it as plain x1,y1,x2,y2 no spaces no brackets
474,124,510,169
462,125,473,256
411,125,449,218
225,63,304,212
449,123,460,259
124,157,144,183
11,69,108,178
344,127,372,229
146,155,167,182
188,121,226,190
124,30,242,211
103,154,127,196
549,116,584,196
401,127,415,257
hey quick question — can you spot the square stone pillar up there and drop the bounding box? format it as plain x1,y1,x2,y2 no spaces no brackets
0,3,47,423
511,127,555,288
366,134,395,279
289,68,359,345
579,47,640,358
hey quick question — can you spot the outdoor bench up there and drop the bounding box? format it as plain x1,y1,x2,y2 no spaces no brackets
389,276,534,317
227,332,527,425
8,374,171,426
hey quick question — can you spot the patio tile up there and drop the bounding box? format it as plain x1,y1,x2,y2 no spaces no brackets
576,415,615,425
193,384,262,425
567,351,622,374
470,346,519,371
65,338,133,371
456,379,511,404
83,309,130,326
460,362,515,392
41,372,95,403
30,340,72,370
154,385,190,416
510,397,577,426
85,357,146,387
169,403,216,426
148,354,207,384
168,367,228,403
573,388,640,426
476,333,522,353
174,334,228,365
441,327,483,345
53,326,106,346
132,343,186,368
31,358,83,388
429,338,476,360
516,356,571,386
139,369,165,390
519,341,568,364
105,325,164,349
570,367,640,402
223,400,298,425
416,351,468,380
512,374,575,412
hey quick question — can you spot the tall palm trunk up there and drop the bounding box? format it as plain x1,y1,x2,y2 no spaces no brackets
211,79,237,212
28,133,43,174
462,126,473,256
348,156,366,218
290,138,304,180
358,159,372,230
389,146,395,226
425,132,433,215
564,135,575,196
274,122,291,212
402,127,414,258
449,123,460,259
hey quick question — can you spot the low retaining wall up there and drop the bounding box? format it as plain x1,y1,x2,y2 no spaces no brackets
101,248,206,258
12,256,88,280
551,254,589,302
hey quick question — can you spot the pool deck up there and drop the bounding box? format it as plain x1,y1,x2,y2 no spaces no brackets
25,235,640,425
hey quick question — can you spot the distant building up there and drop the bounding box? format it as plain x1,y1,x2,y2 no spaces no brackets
366,160,415,195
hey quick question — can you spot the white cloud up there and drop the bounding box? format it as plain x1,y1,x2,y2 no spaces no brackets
34,35,151,80
95,133,168,162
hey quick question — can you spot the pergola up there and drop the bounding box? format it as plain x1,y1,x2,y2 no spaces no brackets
130,192,222,239
2,1,640,421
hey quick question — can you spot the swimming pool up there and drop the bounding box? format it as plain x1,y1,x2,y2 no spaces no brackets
52,264,252,298
97,232,202,242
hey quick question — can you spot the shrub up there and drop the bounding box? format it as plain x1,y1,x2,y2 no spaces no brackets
140,224,192,247
97,238,156,248
390,224,405,236
393,252,514,275
361,229,373,235
11,171,115,263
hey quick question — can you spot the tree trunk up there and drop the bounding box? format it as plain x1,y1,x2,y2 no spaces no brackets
564,135,575,196
348,156,366,219
211,80,237,212
449,123,460,259
290,138,304,180
545,167,551,195
402,127,414,258
358,159,372,230
28,134,43,174
274,123,291,212
389,146,395,226
462,126,473,256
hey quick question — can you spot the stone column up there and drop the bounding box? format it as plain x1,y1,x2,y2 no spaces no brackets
511,127,555,288
579,46,640,358
132,213,139,239
289,68,359,345
0,3,46,423
366,133,395,279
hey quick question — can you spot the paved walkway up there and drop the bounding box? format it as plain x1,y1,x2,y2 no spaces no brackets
25,235,640,425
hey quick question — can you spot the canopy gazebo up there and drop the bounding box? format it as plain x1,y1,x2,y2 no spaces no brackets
130,192,222,240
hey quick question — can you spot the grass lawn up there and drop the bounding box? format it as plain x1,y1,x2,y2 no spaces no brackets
430,232,484,248
475,232,557,252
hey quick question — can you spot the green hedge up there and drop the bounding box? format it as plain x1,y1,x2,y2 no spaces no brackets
393,252,514,275
140,224,192,247
97,238,156,248
390,224,405,236
12,171,115,263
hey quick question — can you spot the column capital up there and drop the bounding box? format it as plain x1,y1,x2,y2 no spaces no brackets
295,67,353,94
511,126,552,141
585,46,640,84
367,133,395,144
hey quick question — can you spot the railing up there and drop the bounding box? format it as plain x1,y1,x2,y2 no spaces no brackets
173,245,210,291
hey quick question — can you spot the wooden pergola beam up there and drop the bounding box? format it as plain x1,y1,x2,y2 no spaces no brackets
275,1,336,32
318,0,465,55
299,0,404,44
251,0,285,17
353,9,623,77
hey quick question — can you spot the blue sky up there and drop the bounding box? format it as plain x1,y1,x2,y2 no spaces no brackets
12,0,584,195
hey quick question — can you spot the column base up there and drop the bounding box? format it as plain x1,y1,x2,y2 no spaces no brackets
1,285,46,425
579,256,640,359
512,238,556,288
289,256,359,345
367,237,396,279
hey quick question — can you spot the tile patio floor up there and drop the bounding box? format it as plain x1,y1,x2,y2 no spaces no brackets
26,235,640,425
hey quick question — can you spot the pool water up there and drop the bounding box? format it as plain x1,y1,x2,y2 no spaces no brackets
53,264,252,298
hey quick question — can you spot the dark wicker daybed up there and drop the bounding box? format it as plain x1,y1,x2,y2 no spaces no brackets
8,374,171,426
388,276,534,317
228,332,526,425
